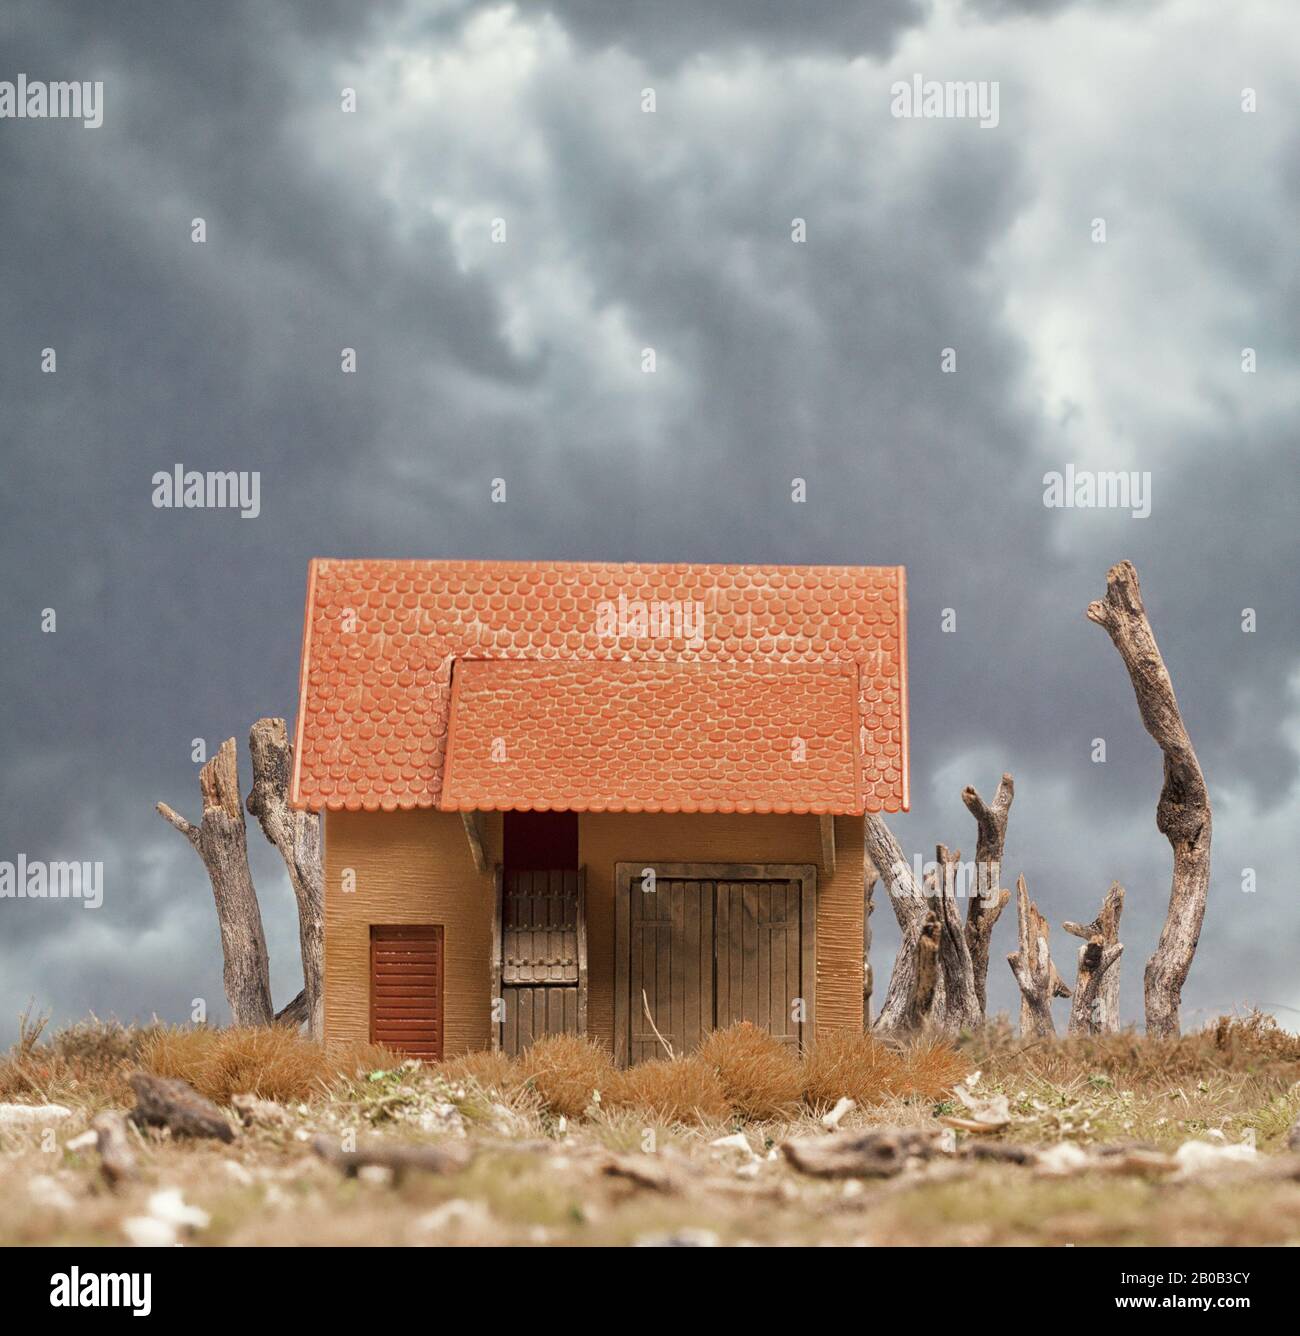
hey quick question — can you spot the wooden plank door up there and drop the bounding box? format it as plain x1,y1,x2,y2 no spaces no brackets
369,924,444,1060
627,877,715,1065
615,863,816,1066
715,880,803,1050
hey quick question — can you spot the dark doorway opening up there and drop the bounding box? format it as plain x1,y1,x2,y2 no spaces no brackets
502,810,579,871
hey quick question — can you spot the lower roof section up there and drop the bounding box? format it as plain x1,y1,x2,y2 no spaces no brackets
439,658,863,815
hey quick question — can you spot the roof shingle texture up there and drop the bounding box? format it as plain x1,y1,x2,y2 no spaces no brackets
290,560,908,814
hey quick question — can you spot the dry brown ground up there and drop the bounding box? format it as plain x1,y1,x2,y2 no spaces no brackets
2,1013,1297,1247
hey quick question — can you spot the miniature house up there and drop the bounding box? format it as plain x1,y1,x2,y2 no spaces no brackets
290,560,908,1064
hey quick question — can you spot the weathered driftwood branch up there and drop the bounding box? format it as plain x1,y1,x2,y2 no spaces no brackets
866,814,945,1032
601,1153,681,1193
311,1135,467,1182
1007,875,1068,1037
782,1128,1208,1180
157,739,274,1026
129,1073,236,1142
91,1110,139,1188
782,1126,945,1179
1087,560,1211,1038
961,774,1014,1014
247,717,324,1039
1064,881,1126,1034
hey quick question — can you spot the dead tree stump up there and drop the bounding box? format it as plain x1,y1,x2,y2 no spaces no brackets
247,718,324,1039
933,845,983,1032
1007,875,1069,1037
1065,882,1126,1034
1087,560,1211,1038
157,740,274,1026
869,810,1007,1035
159,720,324,1034
868,814,945,1032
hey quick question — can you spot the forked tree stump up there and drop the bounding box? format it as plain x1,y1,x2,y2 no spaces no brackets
960,774,1014,1016
157,740,274,1026
158,719,323,1035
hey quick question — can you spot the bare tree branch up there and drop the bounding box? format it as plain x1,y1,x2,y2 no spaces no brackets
274,989,309,1028
155,802,198,847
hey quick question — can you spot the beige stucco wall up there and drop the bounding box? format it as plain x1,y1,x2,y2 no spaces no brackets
323,808,501,1056
323,809,864,1055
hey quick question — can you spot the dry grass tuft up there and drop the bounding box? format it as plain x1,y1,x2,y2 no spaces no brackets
896,1036,972,1100
0,1009,155,1106
970,1009,1300,1094
136,1026,217,1087
327,1040,406,1085
697,1022,802,1120
1210,1011,1300,1064
138,1026,399,1105
195,1027,329,1104
606,1054,731,1125
801,1029,906,1110
435,1048,521,1097
514,1034,615,1119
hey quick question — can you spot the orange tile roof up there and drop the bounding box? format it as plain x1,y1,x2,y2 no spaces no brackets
290,560,908,814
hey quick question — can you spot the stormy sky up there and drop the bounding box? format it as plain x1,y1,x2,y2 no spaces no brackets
1,0,1297,1043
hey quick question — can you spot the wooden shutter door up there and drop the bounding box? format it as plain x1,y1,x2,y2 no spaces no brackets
495,868,588,1056
370,925,444,1059
628,878,715,1065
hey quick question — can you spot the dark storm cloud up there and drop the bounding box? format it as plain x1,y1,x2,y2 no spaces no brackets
1,0,1296,1039
517,0,925,64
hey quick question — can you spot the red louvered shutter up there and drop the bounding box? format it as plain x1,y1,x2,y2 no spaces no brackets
369,925,444,1060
